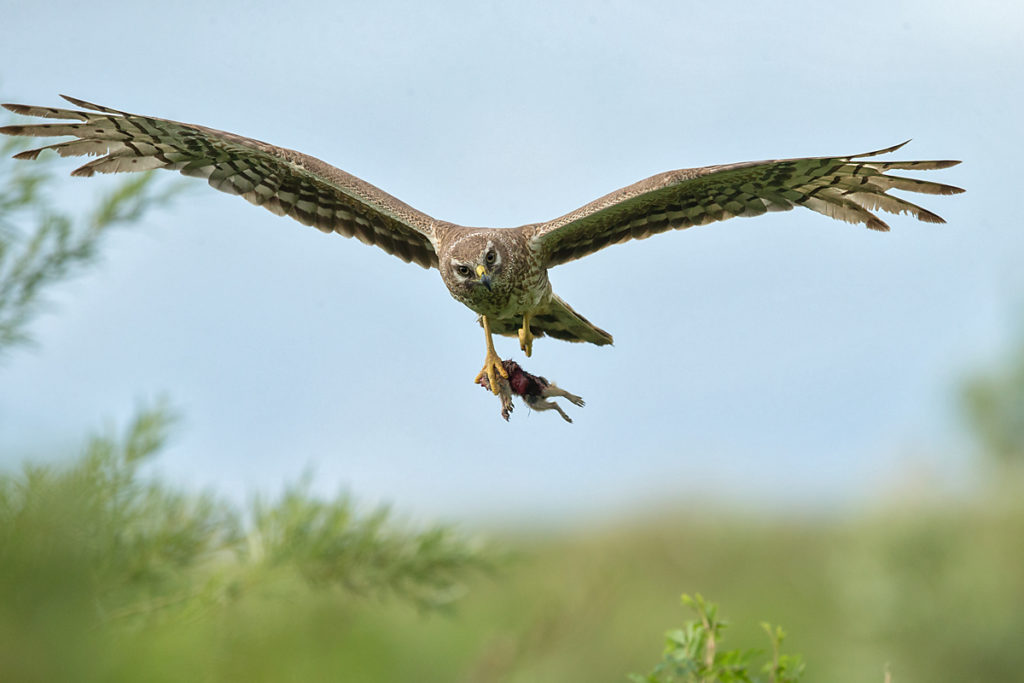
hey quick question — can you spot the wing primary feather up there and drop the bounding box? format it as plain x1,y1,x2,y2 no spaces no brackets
59,95,126,115
2,103,90,120
849,140,912,158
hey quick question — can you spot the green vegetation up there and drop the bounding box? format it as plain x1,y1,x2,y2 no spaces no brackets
629,594,805,683
2,116,1022,682
3,423,1020,682
962,336,1024,485
0,135,183,352
0,401,497,682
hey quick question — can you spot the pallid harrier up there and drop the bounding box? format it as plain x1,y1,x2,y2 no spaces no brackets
0,96,963,394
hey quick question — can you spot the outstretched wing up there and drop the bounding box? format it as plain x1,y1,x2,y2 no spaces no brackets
529,142,963,267
0,96,440,269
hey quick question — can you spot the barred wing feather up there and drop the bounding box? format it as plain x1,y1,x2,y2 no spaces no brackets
0,96,440,268
530,142,963,267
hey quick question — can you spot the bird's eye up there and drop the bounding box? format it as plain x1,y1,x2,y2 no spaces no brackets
485,250,496,264
455,264,471,277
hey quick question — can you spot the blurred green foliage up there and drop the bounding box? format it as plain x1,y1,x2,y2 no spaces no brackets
7,439,1019,682
0,135,183,353
0,402,498,681
963,339,1024,477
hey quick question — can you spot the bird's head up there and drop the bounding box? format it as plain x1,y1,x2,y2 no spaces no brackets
442,236,507,305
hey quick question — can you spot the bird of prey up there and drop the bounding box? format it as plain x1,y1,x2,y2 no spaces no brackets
0,96,963,395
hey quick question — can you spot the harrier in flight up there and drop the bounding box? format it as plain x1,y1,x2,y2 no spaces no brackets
1,96,963,394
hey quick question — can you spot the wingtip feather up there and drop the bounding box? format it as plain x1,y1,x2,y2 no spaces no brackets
853,140,912,159
917,209,947,224
12,148,44,160
866,216,890,232
59,94,122,114
59,94,93,108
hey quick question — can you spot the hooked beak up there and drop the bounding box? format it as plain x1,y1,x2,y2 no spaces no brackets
476,264,492,290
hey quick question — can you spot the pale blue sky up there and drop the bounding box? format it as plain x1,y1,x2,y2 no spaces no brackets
0,1,1019,524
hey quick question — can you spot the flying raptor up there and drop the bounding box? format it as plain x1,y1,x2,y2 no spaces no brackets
0,96,963,396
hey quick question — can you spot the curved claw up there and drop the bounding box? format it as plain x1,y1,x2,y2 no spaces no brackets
518,326,533,357
518,314,534,357
474,353,508,395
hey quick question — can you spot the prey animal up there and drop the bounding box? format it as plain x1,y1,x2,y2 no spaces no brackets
477,359,585,423
0,96,963,396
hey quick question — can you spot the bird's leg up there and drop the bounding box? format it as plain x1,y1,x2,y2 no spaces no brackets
474,315,508,395
518,313,534,357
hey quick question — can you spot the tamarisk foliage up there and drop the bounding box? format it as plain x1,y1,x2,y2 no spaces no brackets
0,134,183,353
0,401,497,679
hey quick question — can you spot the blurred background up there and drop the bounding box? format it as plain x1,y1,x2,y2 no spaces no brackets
1,1,1021,682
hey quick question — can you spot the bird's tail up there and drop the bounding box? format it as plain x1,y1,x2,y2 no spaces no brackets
489,294,614,346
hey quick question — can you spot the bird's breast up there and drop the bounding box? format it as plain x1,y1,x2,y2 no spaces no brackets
444,269,550,320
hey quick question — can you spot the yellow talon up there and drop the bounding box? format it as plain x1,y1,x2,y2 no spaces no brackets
518,314,534,357
474,315,508,395
474,352,508,395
